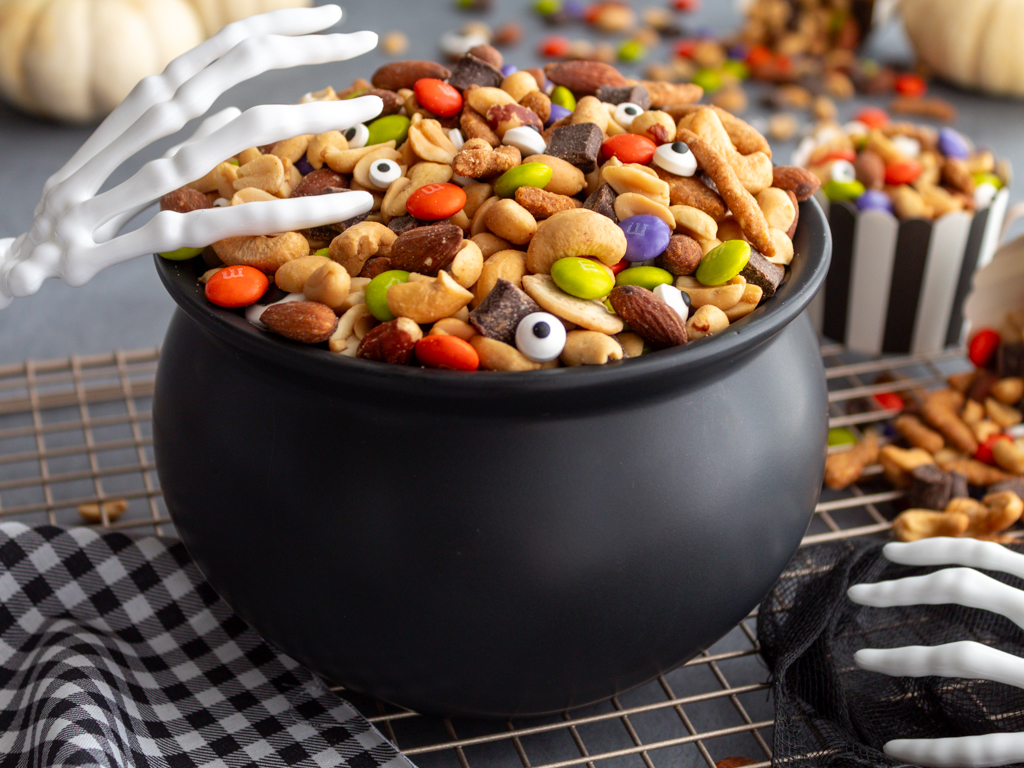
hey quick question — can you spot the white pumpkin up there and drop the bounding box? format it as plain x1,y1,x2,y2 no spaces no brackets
901,0,1024,98
0,0,205,123
186,0,310,37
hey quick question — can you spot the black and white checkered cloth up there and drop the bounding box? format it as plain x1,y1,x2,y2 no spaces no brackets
0,523,416,768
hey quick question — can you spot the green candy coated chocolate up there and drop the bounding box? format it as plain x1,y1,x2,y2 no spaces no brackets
615,266,673,290
827,427,857,447
314,247,330,257
823,178,865,202
494,162,552,198
366,114,410,147
720,59,750,80
550,85,576,111
551,257,614,300
691,69,722,93
617,40,646,63
973,172,1003,190
695,240,750,287
366,270,410,321
534,0,561,15
158,247,204,261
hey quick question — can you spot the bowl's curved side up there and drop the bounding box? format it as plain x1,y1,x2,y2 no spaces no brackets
154,305,827,717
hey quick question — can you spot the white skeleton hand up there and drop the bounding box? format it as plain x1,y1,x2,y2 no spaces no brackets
849,537,1024,767
0,4,383,310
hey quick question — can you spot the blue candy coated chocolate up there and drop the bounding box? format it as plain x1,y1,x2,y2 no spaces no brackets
937,127,970,160
619,215,672,262
501,65,518,77
546,104,573,126
294,157,314,175
855,189,894,213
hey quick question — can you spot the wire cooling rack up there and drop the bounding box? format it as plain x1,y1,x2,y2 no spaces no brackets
0,342,977,768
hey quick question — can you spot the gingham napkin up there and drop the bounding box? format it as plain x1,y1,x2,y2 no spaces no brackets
0,523,415,768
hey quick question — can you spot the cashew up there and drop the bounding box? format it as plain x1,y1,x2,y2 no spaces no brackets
601,164,670,207
329,303,376,353
522,154,586,196
972,419,1002,443
613,193,675,229
230,188,277,205
756,187,796,232
450,240,484,288
352,146,404,189
522,274,624,334
985,397,1022,428
484,199,538,245
303,261,351,310
892,509,970,542
467,86,516,114
329,222,397,276
212,232,309,273
723,284,763,322
270,134,312,163
560,330,624,366
471,335,555,371
616,331,645,358
474,248,527,307
676,275,746,310
879,445,935,488
275,255,331,293
429,317,477,340
629,110,676,144
408,119,458,164
471,232,513,258
670,205,718,241
324,140,398,174
306,131,348,169
685,304,729,340
570,96,609,133
525,208,627,274
980,491,1024,535
386,270,473,324
78,499,128,523
233,154,290,197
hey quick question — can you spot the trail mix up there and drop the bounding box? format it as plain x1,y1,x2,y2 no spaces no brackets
795,117,1011,219
825,322,1024,542
160,49,820,371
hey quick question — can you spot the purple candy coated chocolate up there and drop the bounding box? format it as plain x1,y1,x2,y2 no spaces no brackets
727,45,747,60
855,189,893,213
501,64,518,77
294,157,314,175
563,0,585,18
546,104,572,126
938,127,970,160
619,214,672,262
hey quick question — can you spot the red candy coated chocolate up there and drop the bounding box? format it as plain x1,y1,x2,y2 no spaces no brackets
969,328,1001,368
413,78,463,118
415,335,480,371
539,35,570,58
895,73,927,97
854,107,889,129
601,134,657,164
976,433,1011,465
405,183,467,221
884,159,923,185
205,265,268,308
873,391,905,411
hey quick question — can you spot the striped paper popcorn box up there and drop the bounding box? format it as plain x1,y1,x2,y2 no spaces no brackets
807,188,1011,355
963,212,1024,344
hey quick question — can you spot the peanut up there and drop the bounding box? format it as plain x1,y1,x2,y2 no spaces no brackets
386,270,473,324
892,510,970,542
676,275,746,311
471,232,513,258
429,317,477,340
670,205,719,241
824,430,879,490
303,261,351,310
879,445,935,487
474,249,527,307
275,255,331,293
893,414,945,454
613,193,675,229
985,397,1022,428
602,164,670,207
522,154,586,196
685,304,730,340
992,439,1024,475
483,199,538,245
450,240,484,289
329,222,397,276
212,233,308,273
992,377,1024,405
723,284,763,322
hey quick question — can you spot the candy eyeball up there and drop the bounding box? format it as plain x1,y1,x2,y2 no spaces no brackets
653,141,698,177
975,182,999,209
890,134,921,159
344,123,369,149
653,284,689,323
368,158,402,189
448,128,465,151
830,159,856,184
503,125,547,156
515,312,567,362
613,102,644,128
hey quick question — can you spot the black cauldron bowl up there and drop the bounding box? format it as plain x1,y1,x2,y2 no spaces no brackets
152,198,831,719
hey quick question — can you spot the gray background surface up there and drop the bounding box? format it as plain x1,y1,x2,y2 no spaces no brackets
1,0,1022,364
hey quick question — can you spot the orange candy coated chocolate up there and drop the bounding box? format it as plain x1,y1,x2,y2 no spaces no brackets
406,183,467,220
413,78,463,118
205,265,268,308
602,134,657,164
854,107,889,129
884,159,922,185
895,73,927,97
416,335,480,370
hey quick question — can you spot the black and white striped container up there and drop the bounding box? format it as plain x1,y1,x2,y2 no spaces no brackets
807,188,1011,355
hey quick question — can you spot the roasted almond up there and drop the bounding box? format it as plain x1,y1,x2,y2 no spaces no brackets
357,317,423,364
543,61,628,95
389,223,464,275
372,60,452,91
261,301,338,344
609,285,688,348
363,88,406,116
160,186,212,213
770,166,821,201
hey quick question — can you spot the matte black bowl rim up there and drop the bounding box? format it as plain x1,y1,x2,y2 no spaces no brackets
155,197,831,400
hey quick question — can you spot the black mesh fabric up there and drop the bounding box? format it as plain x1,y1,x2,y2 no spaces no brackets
759,539,1024,767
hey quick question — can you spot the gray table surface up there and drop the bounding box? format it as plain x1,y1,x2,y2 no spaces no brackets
1,0,1022,364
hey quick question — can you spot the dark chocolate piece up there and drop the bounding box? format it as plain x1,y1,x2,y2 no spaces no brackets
446,53,504,92
469,279,543,346
906,464,952,511
545,123,603,174
583,184,618,221
949,471,969,499
999,342,1024,377
987,476,1024,499
387,215,427,235
967,369,1000,403
740,248,785,298
594,84,651,110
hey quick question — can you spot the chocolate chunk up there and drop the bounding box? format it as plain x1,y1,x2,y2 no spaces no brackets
949,471,969,499
988,476,1024,498
583,184,618,221
447,53,504,92
469,279,543,346
906,464,952,511
740,248,785,298
387,215,428,235
594,84,651,110
967,369,1000,403
545,123,603,174
999,342,1024,377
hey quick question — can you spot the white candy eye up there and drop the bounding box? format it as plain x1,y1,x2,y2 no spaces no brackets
653,284,689,323
652,142,698,177
891,134,921,159
343,123,369,149
613,102,644,128
975,182,998,208
515,311,567,362
503,126,547,156
830,159,856,183
368,158,402,189
448,128,465,151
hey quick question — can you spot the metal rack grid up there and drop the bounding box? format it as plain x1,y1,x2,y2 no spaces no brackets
0,343,977,768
